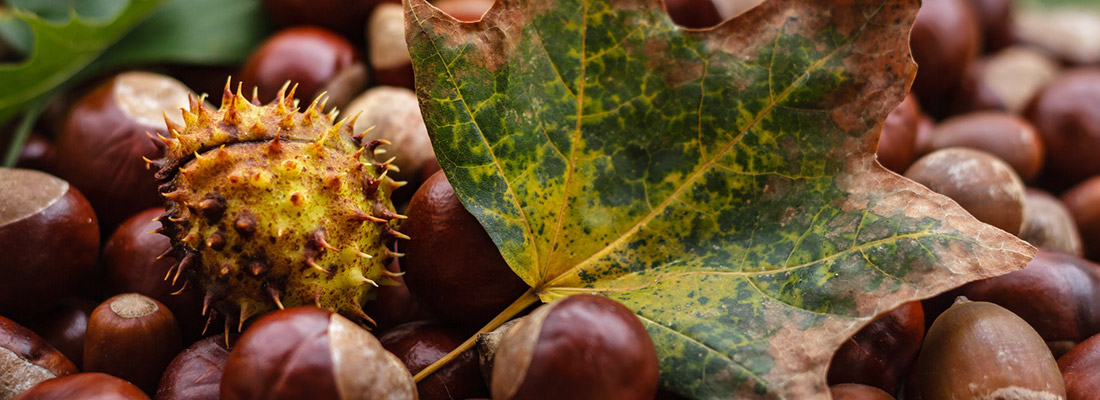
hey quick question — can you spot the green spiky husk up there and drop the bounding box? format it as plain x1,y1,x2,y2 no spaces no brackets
151,83,405,329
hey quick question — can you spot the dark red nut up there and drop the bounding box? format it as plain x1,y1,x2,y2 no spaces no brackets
380,321,488,400
260,0,378,39
663,0,722,28
829,383,896,400
239,26,366,111
400,171,530,327
12,373,149,400
55,71,192,231
25,299,95,370
1059,333,1100,400
361,259,433,334
104,208,206,342
919,299,1065,400
919,112,1045,182
1025,68,1100,190
344,87,435,183
1063,176,1100,262
1021,189,1084,256
964,0,1013,52
951,47,1061,115
0,168,99,319
827,301,924,394
877,94,923,173
491,295,658,400
84,294,183,394
909,0,981,112
221,307,415,400
15,134,57,174
904,148,1026,235
0,315,77,399
954,249,1100,343
154,335,235,400
1015,10,1100,66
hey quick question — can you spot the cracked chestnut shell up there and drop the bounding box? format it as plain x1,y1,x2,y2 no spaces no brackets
84,294,182,394
154,335,235,400
491,294,658,400
0,315,77,400
12,373,149,400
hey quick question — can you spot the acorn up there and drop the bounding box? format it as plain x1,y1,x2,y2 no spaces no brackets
150,80,404,328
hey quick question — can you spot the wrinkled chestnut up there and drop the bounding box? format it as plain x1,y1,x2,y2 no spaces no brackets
1062,176,1100,261
909,0,981,111
55,71,192,231
829,383,895,400
1025,68,1100,190
827,301,924,394
400,171,530,326
380,321,488,400
344,87,435,183
103,208,205,342
221,307,415,400
260,0,378,39
0,169,99,319
239,26,366,111
84,294,182,394
25,299,95,370
904,148,1026,235
1021,189,1084,256
1058,333,1100,400
154,335,235,400
919,112,1045,182
877,94,923,173
919,299,1065,400
0,315,77,400
1015,10,1100,66
952,47,1060,115
11,373,149,400
491,295,658,400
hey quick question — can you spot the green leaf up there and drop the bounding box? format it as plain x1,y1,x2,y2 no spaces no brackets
0,0,164,126
407,0,1035,398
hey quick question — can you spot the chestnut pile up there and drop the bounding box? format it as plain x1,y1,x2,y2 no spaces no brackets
1,0,1099,399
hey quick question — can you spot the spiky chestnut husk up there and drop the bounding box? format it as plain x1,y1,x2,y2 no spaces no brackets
148,81,407,330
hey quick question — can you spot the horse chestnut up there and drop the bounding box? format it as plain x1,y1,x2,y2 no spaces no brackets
1025,68,1100,190
1062,176,1100,261
380,321,488,400
12,373,149,400
904,148,1026,235
1021,189,1084,257
84,294,182,394
154,335,234,400
919,112,1045,182
0,315,77,399
827,302,924,394
239,26,366,111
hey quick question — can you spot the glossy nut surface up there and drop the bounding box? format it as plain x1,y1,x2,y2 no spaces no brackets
25,299,95,370
84,294,182,394
909,0,980,108
877,94,922,173
0,315,77,400
1058,333,1100,400
154,335,234,400
380,321,488,400
239,26,364,110
1025,68,1100,190
904,148,1026,235
11,372,149,400
827,301,924,394
1062,176,1100,262
920,112,1045,182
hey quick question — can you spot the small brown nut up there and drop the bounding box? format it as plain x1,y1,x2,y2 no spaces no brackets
0,315,77,400
1025,68,1100,190
1062,176,1100,261
919,112,1045,182
12,372,149,400
1058,333,1100,400
380,321,488,400
964,0,1014,52
829,383,896,400
877,94,923,173
239,26,366,111
909,0,981,110
84,294,183,394
154,335,235,400
25,299,95,370
904,148,1026,235
491,294,658,400
1021,189,1084,256
0,168,99,319
919,298,1065,400
220,307,416,400
827,302,924,394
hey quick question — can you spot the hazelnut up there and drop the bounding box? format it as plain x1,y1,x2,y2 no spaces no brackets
220,307,415,400
239,27,366,111
0,315,77,400
952,47,1061,115
827,301,924,394
1025,68,1100,190
491,295,658,400
399,171,530,326
1020,189,1084,256
909,0,981,113
380,321,488,400
829,383,896,400
344,87,435,184
1062,176,1100,261
919,298,1065,400
55,71,192,231
904,148,1026,235
877,94,923,173
84,294,183,394
11,373,149,400
0,169,99,319
1058,333,1100,400
154,335,235,400
919,112,1045,182
25,299,95,370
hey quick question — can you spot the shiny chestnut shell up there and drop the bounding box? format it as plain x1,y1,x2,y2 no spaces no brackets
12,372,149,400
1021,189,1084,256
909,0,981,110
84,294,182,394
827,301,924,394
1025,68,1100,190
877,94,923,173
1059,333,1100,400
154,335,234,400
379,321,488,400
1062,176,1100,262
0,315,78,399
239,26,365,110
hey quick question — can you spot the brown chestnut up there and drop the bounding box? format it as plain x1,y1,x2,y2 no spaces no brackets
221,307,415,400
904,148,1026,235
239,26,366,110
964,0,1013,53
663,0,722,28
0,315,77,399
909,0,981,112
344,87,435,184
1058,332,1100,400
829,383,895,400
919,299,1065,400
25,299,95,370
1063,176,1100,262
154,335,235,400
260,0,378,39
84,294,182,394
380,321,488,400
952,47,1061,115
877,94,923,173
0,168,99,319
1015,9,1100,66
14,134,56,174
12,372,149,400
55,71,192,231
827,301,924,394
103,208,206,342
400,171,530,327
1025,68,1100,190
361,259,433,334
919,112,1045,182
1021,189,1084,256
491,295,658,400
